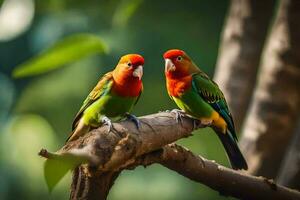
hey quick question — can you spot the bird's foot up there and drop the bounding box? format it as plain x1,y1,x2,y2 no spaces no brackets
101,116,113,132
167,109,185,123
125,113,141,130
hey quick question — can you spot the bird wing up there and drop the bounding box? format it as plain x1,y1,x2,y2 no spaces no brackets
72,72,114,130
191,72,236,139
134,84,143,106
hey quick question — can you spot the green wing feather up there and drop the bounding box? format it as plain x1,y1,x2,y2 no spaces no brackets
72,72,114,130
134,84,143,106
191,72,236,139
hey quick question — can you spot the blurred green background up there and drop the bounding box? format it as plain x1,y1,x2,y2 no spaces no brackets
0,0,235,199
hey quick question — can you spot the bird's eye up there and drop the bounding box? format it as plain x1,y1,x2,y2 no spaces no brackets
177,56,182,61
127,62,132,67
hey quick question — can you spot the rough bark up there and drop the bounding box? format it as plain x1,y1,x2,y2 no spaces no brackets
156,144,300,200
70,167,120,200
240,0,300,178
214,0,275,130
277,119,300,190
59,112,198,171
39,112,300,200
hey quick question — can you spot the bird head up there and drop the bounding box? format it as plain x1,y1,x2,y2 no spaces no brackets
163,49,196,78
114,54,144,81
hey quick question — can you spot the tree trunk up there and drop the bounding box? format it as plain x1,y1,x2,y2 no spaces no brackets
214,0,275,130
70,166,120,200
240,0,300,178
277,119,300,190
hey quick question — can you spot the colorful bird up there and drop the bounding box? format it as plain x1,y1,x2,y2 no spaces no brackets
67,54,144,142
163,49,247,170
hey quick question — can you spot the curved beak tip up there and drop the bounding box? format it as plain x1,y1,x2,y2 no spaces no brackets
165,59,176,72
133,65,143,80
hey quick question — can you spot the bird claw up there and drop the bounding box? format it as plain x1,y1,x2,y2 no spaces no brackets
125,113,141,130
101,116,113,132
170,109,185,123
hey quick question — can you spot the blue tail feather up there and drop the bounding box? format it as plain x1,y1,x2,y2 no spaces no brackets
216,129,248,170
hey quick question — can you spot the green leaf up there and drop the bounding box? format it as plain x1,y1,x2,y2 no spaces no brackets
13,33,107,78
112,0,143,27
43,152,89,192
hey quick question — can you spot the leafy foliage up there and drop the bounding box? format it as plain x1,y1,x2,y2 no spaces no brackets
12,33,107,78
43,151,89,192
112,0,143,27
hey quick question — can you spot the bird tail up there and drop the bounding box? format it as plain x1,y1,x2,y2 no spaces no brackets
216,129,248,170
66,118,90,142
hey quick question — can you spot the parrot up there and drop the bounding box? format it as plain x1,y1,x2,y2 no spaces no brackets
163,49,248,170
67,54,144,142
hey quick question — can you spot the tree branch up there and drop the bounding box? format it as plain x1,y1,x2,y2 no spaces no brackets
59,112,201,171
39,112,300,200
135,144,300,200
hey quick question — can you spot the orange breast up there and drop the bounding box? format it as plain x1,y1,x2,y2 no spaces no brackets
166,76,192,97
112,79,142,97
112,68,142,97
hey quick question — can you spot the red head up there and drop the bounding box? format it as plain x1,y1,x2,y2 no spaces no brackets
123,54,145,67
113,54,144,82
163,49,185,60
112,54,144,97
163,49,196,78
